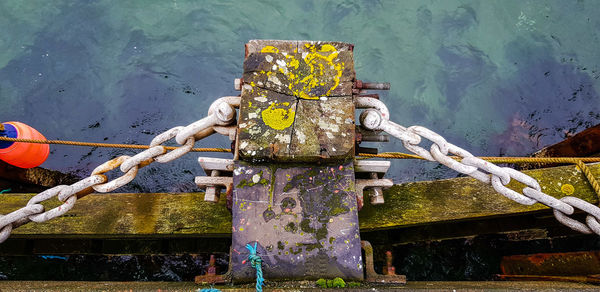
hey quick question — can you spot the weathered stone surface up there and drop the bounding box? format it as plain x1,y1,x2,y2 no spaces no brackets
243,52,354,98
238,40,356,163
231,161,362,282
290,97,355,161
245,39,354,55
296,40,354,52
238,89,355,161
238,87,297,161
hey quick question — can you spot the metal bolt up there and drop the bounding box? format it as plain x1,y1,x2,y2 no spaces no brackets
207,254,217,275
355,80,390,90
369,172,385,205
358,93,380,99
215,102,235,125
234,78,242,91
383,250,396,275
360,109,383,130
204,170,221,203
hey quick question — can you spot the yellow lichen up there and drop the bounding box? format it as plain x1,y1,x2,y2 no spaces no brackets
261,102,295,130
261,46,279,53
561,183,575,195
263,44,344,100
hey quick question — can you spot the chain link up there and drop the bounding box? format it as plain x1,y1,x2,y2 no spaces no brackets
150,126,195,163
0,96,239,243
357,103,600,236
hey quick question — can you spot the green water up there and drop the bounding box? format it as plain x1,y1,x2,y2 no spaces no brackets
0,0,599,190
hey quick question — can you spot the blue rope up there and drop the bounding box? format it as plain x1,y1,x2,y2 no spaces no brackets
0,188,11,194
246,242,264,292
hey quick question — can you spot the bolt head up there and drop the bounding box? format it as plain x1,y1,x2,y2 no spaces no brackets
360,109,382,130
215,102,235,124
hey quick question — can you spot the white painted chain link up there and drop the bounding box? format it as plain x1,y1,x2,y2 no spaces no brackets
0,96,239,243
357,96,600,236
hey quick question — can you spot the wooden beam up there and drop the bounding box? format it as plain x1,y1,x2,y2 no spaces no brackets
359,163,599,231
0,160,79,188
3,193,232,237
1,163,598,238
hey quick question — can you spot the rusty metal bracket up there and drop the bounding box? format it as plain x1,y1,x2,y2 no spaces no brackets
355,160,393,208
361,240,406,284
196,157,234,203
195,252,234,285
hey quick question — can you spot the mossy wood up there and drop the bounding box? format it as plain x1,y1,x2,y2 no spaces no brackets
2,163,598,238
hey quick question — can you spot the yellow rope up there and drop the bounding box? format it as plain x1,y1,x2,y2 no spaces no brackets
3,135,599,202
359,151,600,164
576,160,600,205
3,136,600,163
0,136,231,153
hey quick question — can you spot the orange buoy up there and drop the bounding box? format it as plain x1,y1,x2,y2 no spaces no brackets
0,121,49,168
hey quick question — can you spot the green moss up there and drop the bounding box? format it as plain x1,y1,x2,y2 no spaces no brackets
299,219,315,233
332,277,346,288
315,278,326,288
315,224,327,241
236,170,267,189
304,243,321,252
284,222,298,233
347,282,361,287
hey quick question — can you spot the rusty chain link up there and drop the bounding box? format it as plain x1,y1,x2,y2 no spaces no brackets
0,97,239,243
357,96,600,236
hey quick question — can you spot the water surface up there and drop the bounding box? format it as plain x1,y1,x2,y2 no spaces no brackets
1,0,598,192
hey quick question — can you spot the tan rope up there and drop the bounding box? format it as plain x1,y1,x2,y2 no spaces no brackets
576,160,600,205
0,136,231,153
358,151,600,164
3,136,600,164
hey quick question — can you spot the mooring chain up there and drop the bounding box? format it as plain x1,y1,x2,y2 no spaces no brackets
0,97,239,243
357,97,600,236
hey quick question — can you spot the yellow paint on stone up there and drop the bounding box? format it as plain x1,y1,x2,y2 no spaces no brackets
261,102,295,130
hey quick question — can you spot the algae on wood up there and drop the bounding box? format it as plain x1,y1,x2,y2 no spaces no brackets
3,193,232,237
1,164,598,238
358,163,600,231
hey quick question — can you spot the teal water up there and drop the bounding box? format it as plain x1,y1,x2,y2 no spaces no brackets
0,0,599,192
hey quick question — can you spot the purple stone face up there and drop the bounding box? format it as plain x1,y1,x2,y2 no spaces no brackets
231,161,363,282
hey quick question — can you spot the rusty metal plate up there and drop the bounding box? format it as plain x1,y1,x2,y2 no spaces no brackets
231,161,363,282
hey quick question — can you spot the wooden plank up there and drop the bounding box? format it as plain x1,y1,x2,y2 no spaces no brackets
1,163,598,238
358,163,600,231
4,193,232,237
0,160,79,188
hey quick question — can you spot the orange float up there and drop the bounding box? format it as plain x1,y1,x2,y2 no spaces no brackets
0,121,49,168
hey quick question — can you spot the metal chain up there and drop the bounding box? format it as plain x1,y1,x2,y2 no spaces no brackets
0,97,239,243
358,97,600,236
